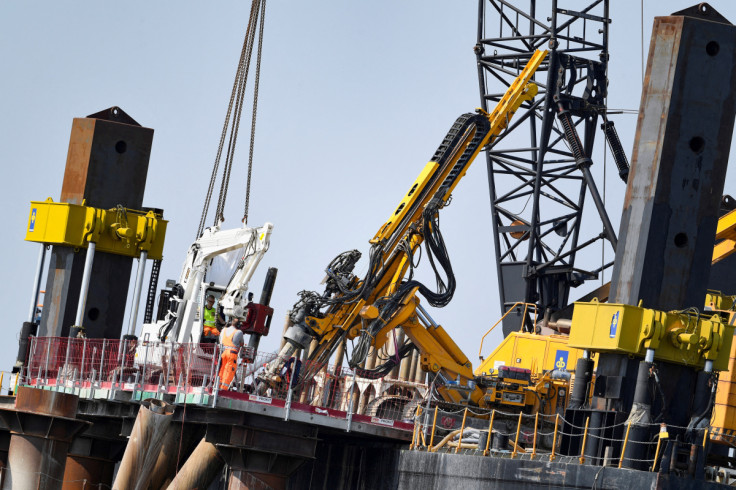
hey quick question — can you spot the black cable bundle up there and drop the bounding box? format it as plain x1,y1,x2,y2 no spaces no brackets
352,342,416,379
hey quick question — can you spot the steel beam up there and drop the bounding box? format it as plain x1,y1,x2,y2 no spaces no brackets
203,412,318,488
0,387,89,490
570,6,736,467
39,107,154,339
62,455,116,490
216,444,307,478
609,10,736,310
228,469,286,490
63,416,128,490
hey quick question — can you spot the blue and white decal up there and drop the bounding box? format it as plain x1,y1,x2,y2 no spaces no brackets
29,208,37,232
610,310,620,338
554,349,569,371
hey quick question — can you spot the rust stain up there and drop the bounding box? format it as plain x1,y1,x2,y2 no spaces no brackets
60,118,96,205
14,386,78,418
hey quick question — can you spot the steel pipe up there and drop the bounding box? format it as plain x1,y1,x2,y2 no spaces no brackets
148,423,196,490
250,267,278,352
113,399,174,490
74,242,96,329
127,250,148,337
166,437,223,490
27,245,46,323
645,348,655,364
704,360,714,373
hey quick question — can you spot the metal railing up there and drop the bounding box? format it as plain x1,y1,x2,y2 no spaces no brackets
478,302,538,361
413,404,706,473
20,337,423,430
19,338,712,469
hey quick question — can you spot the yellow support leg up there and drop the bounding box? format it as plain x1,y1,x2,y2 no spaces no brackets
484,410,495,456
512,412,523,459
550,414,559,462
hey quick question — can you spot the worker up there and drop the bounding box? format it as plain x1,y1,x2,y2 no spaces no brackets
202,294,220,341
218,317,244,390
281,356,301,388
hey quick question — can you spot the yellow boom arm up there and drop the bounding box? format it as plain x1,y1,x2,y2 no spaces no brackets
261,50,547,391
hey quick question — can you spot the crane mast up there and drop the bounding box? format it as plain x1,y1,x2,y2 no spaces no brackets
476,0,622,337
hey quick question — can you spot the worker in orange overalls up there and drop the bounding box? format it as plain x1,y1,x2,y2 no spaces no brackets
218,317,244,390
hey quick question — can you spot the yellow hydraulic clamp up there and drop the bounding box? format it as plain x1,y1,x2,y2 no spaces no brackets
568,299,734,371
706,291,736,317
24,198,167,259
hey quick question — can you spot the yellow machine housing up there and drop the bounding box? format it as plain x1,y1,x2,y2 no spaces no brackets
568,299,734,371
713,207,736,264
25,198,167,259
711,338,736,445
475,331,590,377
699,291,736,445
479,367,570,414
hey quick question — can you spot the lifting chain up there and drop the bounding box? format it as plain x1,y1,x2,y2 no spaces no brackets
244,0,266,225
197,0,266,239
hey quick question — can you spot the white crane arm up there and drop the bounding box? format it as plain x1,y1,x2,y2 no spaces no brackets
169,222,273,343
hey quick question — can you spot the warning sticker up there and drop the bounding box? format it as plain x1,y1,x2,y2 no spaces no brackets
248,394,272,404
370,417,395,427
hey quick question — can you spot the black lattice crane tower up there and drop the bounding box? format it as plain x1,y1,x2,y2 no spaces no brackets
476,0,629,336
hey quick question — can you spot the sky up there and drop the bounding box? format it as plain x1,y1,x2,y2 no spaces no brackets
1,1,735,377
